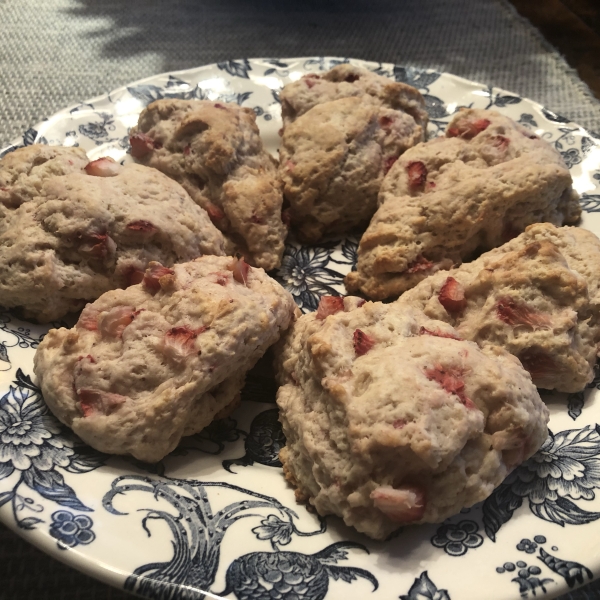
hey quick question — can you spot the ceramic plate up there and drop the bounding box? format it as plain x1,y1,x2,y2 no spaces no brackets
1,57,600,600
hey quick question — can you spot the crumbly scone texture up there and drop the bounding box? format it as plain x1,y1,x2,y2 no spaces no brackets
34,256,296,462
345,108,581,300
399,223,600,393
130,99,286,270
278,66,427,243
276,299,548,540
279,64,428,129
279,96,426,242
0,145,225,322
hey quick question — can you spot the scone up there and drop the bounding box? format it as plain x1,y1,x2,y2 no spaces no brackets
278,65,427,242
0,145,225,322
398,223,600,392
276,297,548,540
345,108,581,300
34,256,296,462
130,99,286,271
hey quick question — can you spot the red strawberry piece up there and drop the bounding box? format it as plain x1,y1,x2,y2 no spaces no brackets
214,103,226,109
77,354,96,364
316,296,344,320
76,305,100,331
84,157,122,177
206,202,225,223
304,74,320,88
126,220,158,234
438,277,466,314
344,74,360,83
213,272,229,286
183,145,191,156
427,181,436,190
447,118,491,140
143,263,175,293
229,257,251,286
490,135,509,149
424,364,475,408
99,306,136,338
518,348,561,379
78,388,127,417
495,296,552,329
129,132,157,158
407,161,428,188
384,156,398,174
370,485,426,523
393,418,407,429
79,231,115,259
406,255,433,274
123,265,145,286
379,115,394,128
163,325,206,361
419,326,462,340
353,329,375,356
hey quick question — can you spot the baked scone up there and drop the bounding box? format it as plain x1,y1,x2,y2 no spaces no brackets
278,66,427,242
345,108,581,300
279,63,428,129
130,99,286,271
34,256,296,462
0,145,225,322
398,223,600,392
276,297,548,540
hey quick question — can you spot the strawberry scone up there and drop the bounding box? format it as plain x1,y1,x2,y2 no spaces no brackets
399,223,600,393
276,297,548,540
0,145,225,322
278,65,427,242
34,256,296,462
130,99,286,270
345,108,581,300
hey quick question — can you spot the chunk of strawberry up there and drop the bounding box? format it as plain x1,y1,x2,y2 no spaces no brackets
407,161,428,188
406,255,433,274
518,348,561,379
126,220,158,234
143,263,175,293
495,296,552,329
205,202,225,223
447,118,491,140
344,74,360,83
76,305,100,331
84,157,122,177
79,231,116,260
316,296,344,320
370,485,426,523
490,135,509,150
99,306,136,338
229,257,251,286
78,388,127,417
163,325,206,362
123,265,145,286
419,326,462,340
438,277,466,314
384,156,398,174
424,364,475,408
354,329,375,356
379,115,394,128
129,132,157,158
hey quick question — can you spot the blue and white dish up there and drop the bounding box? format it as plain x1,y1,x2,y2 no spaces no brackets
1,57,600,600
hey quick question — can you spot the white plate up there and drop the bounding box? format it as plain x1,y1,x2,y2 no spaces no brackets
1,57,600,600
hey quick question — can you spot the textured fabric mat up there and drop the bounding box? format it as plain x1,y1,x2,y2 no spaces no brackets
0,0,599,598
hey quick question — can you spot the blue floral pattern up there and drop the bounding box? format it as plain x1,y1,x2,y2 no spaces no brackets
483,425,600,541
50,510,95,550
0,369,106,529
1,57,600,600
431,520,483,556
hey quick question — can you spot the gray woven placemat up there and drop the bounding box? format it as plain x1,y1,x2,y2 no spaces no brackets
0,0,599,598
